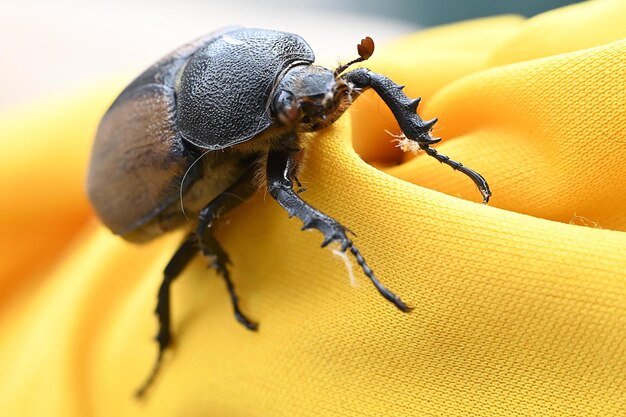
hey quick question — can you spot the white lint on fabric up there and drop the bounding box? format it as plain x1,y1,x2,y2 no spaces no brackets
332,248,357,288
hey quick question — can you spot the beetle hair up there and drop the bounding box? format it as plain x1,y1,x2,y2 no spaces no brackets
179,148,213,220
337,77,362,105
250,135,311,192
385,130,422,153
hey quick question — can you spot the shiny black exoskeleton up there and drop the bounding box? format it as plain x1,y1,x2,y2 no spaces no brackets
86,28,491,396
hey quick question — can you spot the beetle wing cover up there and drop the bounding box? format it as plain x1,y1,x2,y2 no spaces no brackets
177,29,316,149
87,84,189,237
87,30,236,237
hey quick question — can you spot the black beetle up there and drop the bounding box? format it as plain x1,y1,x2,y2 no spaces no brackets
86,27,491,396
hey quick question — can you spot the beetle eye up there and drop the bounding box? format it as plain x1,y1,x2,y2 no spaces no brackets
273,91,300,126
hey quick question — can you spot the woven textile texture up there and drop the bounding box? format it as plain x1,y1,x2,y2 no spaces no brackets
0,1,625,416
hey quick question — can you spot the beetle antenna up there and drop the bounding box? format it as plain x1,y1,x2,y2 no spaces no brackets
179,149,212,220
334,36,375,77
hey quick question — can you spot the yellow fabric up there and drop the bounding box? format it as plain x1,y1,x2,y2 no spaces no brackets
1,1,625,415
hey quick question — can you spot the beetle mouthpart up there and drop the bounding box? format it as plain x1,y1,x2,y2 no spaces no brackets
322,90,335,110
334,78,360,106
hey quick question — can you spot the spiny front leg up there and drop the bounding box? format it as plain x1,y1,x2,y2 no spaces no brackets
343,68,491,204
266,148,411,312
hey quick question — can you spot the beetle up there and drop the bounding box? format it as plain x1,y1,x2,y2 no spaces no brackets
86,27,491,396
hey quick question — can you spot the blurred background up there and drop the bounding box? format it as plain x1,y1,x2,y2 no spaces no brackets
0,0,580,110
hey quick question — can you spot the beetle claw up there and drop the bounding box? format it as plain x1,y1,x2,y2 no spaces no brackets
235,311,259,331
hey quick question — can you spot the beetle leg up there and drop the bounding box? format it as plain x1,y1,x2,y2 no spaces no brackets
342,68,491,204
137,173,257,397
266,148,411,312
137,235,198,398
196,174,259,331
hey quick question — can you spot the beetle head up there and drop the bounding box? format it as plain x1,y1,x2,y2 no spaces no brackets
272,65,348,132
271,37,375,134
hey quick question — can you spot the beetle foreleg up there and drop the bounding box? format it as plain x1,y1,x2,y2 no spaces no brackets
196,173,258,331
136,235,198,398
343,69,491,204
266,148,411,312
